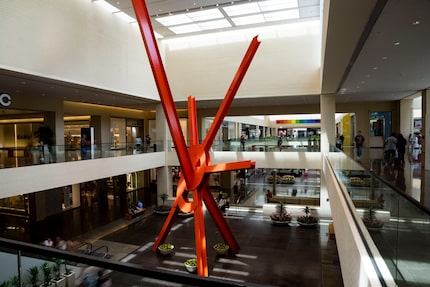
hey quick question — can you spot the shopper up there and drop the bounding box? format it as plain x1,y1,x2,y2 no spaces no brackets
145,134,151,151
354,130,365,160
396,133,407,167
240,134,246,151
384,132,398,165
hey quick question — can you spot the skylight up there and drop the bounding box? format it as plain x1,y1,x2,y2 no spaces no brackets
223,3,261,17
94,0,320,38
152,0,316,37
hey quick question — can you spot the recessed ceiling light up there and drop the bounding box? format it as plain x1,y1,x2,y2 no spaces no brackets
372,67,378,70
412,20,420,25
382,56,388,60
394,42,400,46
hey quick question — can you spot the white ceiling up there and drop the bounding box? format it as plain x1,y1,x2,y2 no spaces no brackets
1,0,429,113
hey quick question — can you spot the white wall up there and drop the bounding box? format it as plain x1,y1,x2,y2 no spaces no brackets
163,21,321,101
0,0,158,100
1,152,165,199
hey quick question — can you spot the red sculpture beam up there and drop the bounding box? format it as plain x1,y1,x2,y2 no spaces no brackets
132,0,260,277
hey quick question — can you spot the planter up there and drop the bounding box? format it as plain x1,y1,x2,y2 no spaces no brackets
178,211,193,217
213,243,229,255
62,271,75,287
298,221,318,228
154,206,171,215
184,259,197,273
52,277,66,287
158,243,174,255
362,217,384,229
271,219,291,226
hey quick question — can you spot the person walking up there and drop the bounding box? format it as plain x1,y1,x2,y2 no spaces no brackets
396,133,407,167
384,132,398,165
354,130,365,160
240,134,246,151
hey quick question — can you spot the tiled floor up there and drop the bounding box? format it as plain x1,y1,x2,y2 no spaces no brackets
67,208,343,287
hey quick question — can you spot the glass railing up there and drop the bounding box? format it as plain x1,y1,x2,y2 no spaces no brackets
0,237,256,287
211,137,320,152
0,137,320,169
0,141,163,169
327,147,430,287
169,137,321,152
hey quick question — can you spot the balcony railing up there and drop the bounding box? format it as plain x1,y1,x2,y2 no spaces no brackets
0,237,263,287
0,137,320,169
326,148,430,287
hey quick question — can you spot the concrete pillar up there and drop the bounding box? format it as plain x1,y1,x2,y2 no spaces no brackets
44,109,64,162
422,89,430,170
320,94,336,153
90,115,102,146
400,98,413,138
155,104,173,203
319,94,335,217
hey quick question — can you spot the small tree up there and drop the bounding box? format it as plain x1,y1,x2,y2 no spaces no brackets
160,193,169,206
27,266,39,287
9,275,21,287
40,262,52,287
53,258,64,280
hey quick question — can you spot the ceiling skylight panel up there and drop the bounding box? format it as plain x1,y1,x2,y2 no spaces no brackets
186,8,224,22
264,9,300,22
198,19,232,30
223,3,261,17
259,0,298,12
231,14,266,26
155,14,192,26
169,23,202,34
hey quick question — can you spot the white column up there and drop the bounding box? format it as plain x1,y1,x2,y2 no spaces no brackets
320,94,336,153
319,94,336,218
422,89,430,170
155,104,174,203
400,98,413,138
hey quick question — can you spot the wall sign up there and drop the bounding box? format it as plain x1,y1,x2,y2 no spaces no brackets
0,93,11,107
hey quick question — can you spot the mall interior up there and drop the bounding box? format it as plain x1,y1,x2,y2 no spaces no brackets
1,0,430,286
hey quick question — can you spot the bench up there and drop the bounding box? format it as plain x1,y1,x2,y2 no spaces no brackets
268,195,319,206
124,208,146,220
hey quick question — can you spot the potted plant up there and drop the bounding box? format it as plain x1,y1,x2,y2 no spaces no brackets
297,206,319,227
281,175,295,184
213,242,229,256
40,262,54,287
184,258,197,273
270,201,292,225
9,275,21,287
361,207,384,229
61,261,75,287
157,243,175,255
51,259,66,287
154,193,171,214
28,266,40,287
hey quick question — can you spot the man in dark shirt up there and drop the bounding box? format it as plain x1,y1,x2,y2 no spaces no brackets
354,130,365,160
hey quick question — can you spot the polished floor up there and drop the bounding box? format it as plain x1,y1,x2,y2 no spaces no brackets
71,208,343,287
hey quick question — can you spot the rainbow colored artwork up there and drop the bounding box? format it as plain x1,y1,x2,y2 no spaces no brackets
276,119,320,124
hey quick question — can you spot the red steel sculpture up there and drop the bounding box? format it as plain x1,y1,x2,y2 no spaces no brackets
132,0,260,276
